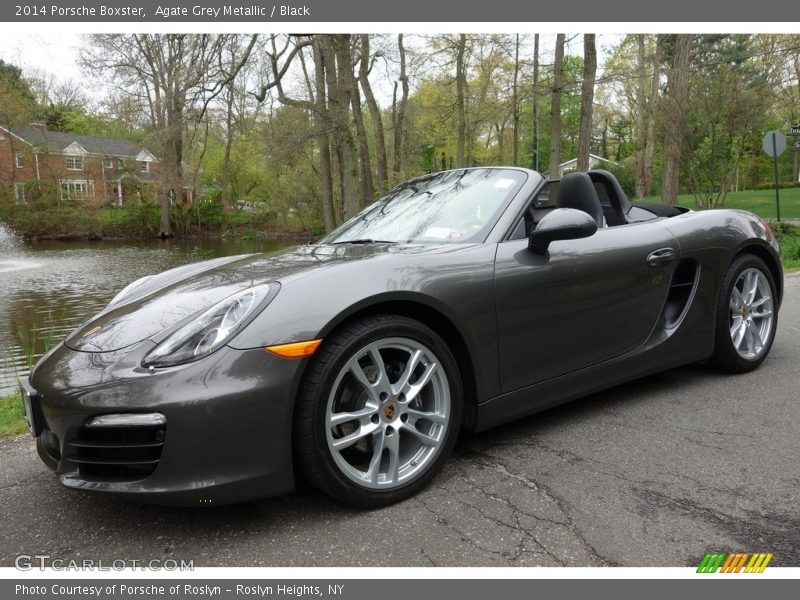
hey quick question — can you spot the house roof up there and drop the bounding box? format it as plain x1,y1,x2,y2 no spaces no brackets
558,154,617,168
102,168,162,184
7,126,157,160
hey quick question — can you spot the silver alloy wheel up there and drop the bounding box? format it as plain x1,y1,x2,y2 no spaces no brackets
325,337,451,490
729,267,774,360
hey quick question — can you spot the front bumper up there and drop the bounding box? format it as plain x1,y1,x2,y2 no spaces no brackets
28,341,303,506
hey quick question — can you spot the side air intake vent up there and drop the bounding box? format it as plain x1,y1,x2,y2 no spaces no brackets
663,259,699,329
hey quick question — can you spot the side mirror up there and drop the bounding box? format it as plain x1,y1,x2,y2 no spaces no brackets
528,208,598,255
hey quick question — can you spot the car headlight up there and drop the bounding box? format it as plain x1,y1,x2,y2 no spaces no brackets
142,283,277,368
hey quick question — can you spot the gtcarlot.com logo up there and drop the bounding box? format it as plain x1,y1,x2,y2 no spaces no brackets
15,554,194,571
697,552,773,573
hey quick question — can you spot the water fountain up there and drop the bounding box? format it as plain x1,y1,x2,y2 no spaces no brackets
0,221,37,273
0,220,21,251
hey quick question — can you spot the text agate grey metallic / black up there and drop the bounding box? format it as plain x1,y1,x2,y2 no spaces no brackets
21,168,782,507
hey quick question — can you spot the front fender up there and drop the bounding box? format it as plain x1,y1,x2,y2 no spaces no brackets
227,243,500,402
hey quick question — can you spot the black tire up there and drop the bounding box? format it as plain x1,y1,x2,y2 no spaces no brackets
294,314,463,508
710,253,778,373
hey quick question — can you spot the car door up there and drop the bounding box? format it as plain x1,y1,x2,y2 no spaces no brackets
494,220,680,393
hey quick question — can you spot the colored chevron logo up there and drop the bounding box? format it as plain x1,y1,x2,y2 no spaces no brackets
697,552,773,573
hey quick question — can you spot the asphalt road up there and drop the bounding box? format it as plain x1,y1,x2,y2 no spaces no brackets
1,274,798,568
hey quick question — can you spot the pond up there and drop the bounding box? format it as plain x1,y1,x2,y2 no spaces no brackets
0,225,303,395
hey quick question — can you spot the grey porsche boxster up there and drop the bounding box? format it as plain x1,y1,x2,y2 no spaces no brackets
21,167,782,507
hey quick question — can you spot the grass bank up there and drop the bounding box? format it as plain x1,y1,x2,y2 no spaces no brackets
642,187,800,220
772,222,800,272
0,393,26,440
0,202,321,241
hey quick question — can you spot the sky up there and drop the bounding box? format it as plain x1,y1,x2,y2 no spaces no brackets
0,32,621,111
0,32,84,81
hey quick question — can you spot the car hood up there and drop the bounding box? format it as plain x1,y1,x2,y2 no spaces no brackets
63,243,447,353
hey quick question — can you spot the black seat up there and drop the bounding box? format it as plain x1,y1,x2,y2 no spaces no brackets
554,172,605,228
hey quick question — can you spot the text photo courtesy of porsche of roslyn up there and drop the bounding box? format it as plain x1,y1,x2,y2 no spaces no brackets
0,5,799,593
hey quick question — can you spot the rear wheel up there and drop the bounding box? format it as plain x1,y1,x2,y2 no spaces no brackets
294,315,462,507
710,254,777,373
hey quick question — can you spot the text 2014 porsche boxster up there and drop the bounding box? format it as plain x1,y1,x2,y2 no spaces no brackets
21,168,782,507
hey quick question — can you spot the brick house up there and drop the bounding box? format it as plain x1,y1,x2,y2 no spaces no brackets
0,125,194,206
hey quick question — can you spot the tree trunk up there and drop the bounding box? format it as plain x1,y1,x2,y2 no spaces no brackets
495,122,505,164
455,34,468,168
349,45,374,206
312,37,336,232
392,34,409,182
512,34,520,166
159,99,185,238
548,34,566,177
359,35,388,193
351,84,374,206
331,35,361,220
322,36,345,224
634,35,648,198
642,36,661,197
577,34,596,172
532,33,540,171
661,34,693,206
220,81,235,209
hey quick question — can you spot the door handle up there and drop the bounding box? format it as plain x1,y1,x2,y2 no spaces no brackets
647,247,676,267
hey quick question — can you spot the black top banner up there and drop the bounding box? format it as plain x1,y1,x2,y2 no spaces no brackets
3,0,800,22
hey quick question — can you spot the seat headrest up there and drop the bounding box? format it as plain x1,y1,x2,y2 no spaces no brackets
588,169,632,217
555,172,605,227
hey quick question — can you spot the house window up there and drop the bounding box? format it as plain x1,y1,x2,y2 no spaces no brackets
15,152,24,168
14,183,27,203
65,155,84,170
103,158,114,169
60,180,94,201
138,161,150,173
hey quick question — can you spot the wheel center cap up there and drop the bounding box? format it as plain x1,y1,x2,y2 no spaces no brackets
383,403,397,420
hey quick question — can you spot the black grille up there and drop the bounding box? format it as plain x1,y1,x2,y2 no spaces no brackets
66,423,166,480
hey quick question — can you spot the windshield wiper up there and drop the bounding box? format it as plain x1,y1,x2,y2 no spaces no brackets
331,239,397,245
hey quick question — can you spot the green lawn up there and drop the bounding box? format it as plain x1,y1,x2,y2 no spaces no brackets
0,394,27,439
780,233,800,272
642,187,800,220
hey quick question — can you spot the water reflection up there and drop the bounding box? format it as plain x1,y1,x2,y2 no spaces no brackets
0,238,302,395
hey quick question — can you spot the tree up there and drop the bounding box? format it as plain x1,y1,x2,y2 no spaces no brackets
218,36,261,208
328,35,362,220
312,38,337,231
455,34,468,167
0,60,35,127
683,35,773,208
512,34,520,166
81,34,257,237
392,34,410,181
641,36,661,198
661,34,693,205
577,34,597,172
532,34,541,171
345,38,375,207
358,35,389,193
548,34,566,176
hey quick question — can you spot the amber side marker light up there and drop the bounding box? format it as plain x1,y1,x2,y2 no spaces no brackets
265,339,322,359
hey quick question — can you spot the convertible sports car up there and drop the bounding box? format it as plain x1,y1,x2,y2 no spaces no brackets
21,167,782,507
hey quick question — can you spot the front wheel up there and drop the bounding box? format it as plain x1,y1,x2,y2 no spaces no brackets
710,254,778,373
294,315,462,507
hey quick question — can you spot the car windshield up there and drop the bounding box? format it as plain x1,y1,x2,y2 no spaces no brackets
321,168,527,244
